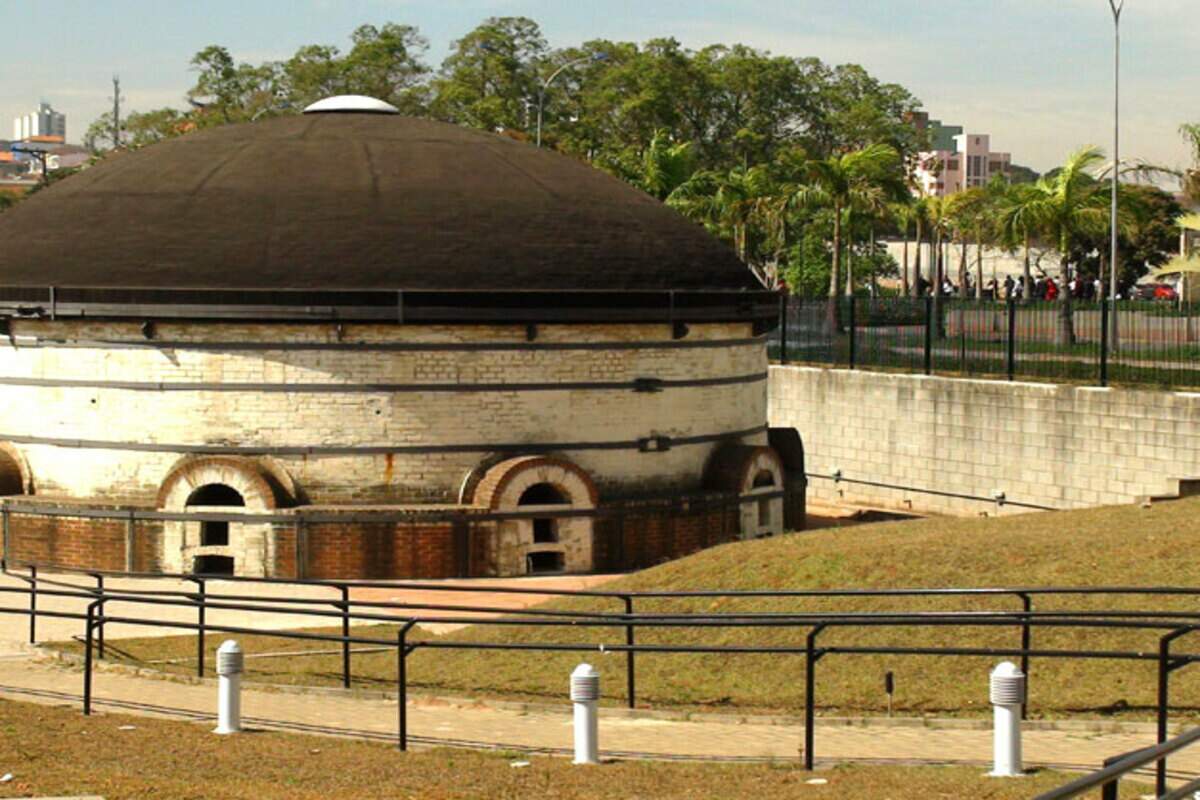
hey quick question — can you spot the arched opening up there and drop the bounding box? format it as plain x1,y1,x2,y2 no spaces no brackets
186,484,245,549
752,470,775,527
519,483,568,546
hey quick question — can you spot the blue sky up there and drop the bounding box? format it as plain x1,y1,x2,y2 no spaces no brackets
3,0,1196,172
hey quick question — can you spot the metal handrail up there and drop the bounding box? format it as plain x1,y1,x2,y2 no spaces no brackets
1033,726,1200,799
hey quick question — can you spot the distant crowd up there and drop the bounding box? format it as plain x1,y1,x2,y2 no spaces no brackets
911,274,1114,302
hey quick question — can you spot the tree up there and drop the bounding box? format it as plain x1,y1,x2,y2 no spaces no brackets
1021,146,1113,344
998,182,1043,301
785,144,906,300
599,129,699,200
429,17,547,133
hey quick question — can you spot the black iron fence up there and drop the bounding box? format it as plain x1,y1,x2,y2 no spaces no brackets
772,296,1200,389
4,561,1200,787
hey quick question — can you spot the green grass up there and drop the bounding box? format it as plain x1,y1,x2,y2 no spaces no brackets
0,698,1149,799
66,497,1200,721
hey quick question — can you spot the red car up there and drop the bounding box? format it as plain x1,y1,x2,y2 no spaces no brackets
1135,283,1178,301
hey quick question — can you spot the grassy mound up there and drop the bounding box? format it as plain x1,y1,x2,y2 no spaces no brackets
0,698,1109,800
72,497,1200,719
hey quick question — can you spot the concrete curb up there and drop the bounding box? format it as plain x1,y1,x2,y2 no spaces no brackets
37,647,1187,736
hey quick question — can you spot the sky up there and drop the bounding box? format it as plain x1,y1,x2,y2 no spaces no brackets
1,0,1196,173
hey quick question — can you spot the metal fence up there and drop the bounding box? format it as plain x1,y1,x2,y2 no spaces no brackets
5,560,1200,789
771,296,1200,389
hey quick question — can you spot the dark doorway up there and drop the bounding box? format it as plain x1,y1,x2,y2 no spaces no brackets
193,555,234,576
527,551,564,574
519,483,567,545
186,483,245,548
752,470,776,527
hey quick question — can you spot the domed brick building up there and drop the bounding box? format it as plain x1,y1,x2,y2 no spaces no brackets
0,97,804,579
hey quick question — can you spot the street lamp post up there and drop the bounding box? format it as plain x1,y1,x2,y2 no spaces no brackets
536,52,607,148
1108,0,1124,350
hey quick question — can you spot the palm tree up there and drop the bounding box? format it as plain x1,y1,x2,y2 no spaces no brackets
785,144,906,301
1020,146,1113,344
998,182,1043,302
891,202,916,296
924,195,952,336
668,163,781,287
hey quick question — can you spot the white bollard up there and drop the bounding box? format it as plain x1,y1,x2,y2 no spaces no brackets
570,663,600,765
213,639,244,735
988,661,1026,777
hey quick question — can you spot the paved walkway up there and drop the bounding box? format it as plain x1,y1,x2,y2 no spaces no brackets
0,655,1194,784
2,570,1197,784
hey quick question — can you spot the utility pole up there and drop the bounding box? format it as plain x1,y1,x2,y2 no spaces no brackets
1108,0,1124,351
111,75,124,149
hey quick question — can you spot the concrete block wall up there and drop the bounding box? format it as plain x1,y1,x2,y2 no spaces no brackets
768,366,1200,515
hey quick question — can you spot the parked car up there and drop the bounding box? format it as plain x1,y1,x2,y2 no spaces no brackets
1135,283,1178,301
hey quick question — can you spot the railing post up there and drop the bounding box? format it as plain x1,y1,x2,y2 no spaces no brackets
923,296,933,375
196,578,207,678
124,511,135,573
623,595,636,709
96,574,105,660
779,293,789,366
1099,295,1110,387
1156,630,1178,797
1006,299,1017,381
1017,592,1031,720
1,505,9,564
1099,752,1122,800
847,297,857,369
804,624,826,770
340,584,351,689
397,621,415,751
28,564,36,644
83,601,96,715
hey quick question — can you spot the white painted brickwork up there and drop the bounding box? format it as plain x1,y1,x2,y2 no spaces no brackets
0,321,766,503
768,366,1200,516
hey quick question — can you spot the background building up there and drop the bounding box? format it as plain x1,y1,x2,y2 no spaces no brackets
12,102,65,143
916,132,1012,196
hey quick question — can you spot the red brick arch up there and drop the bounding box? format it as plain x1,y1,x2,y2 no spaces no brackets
470,456,599,510
157,456,291,510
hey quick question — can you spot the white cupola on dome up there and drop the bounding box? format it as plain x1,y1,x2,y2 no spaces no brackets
303,95,399,114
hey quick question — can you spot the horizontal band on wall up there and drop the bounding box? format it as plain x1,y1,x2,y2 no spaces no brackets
0,371,767,394
1,489,786,525
0,424,768,457
2,334,765,354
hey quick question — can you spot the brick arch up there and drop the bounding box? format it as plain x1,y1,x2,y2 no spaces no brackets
0,442,31,496
703,445,785,494
157,456,289,511
470,456,599,510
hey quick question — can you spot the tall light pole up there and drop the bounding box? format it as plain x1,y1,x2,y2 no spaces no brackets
1108,0,1124,349
536,52,607,148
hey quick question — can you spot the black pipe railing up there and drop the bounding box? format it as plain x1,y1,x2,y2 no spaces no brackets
1034,725,1200,799
2,572,1200,767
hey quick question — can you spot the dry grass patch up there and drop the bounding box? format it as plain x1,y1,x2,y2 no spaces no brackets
0,698,1146,799
60,497,1200,719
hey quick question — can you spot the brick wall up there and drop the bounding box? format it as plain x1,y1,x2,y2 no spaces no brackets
2,319,766,505
769,365,1200,515
594,497,741,572
6,512,126,571
299,520,462,580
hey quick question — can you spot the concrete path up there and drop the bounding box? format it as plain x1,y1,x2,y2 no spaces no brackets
2,570,1197,784
0,655,1194,785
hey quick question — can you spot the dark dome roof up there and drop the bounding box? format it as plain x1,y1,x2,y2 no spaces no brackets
0,113,758,293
